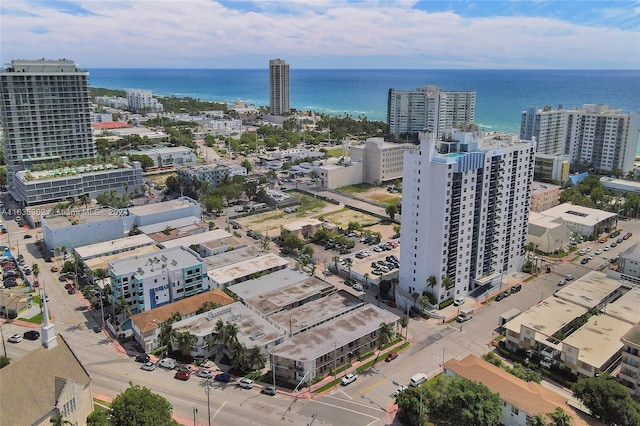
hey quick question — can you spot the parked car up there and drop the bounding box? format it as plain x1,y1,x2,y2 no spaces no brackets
175,370,191,381
565,275,575,281
261,385,277,396
158,358,176,369
495,293,505,301
352,284,364,292
135,353,151,363
197,369,213,379
624,232,633,240
238,378,254,389
385,352,399,362
8,334,22,343
453,297,465,306
341,373,358,386
214,372,231,383
23,330,40,340
580,258,589,264
141,362,156,371
558,279,567,286
510,284,522,293
392,385,408,398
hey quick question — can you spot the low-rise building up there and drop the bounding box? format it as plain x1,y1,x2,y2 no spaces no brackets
553,271,623,310
532,153,570,183
281,218,331,240
157,229,232,250
617,243,640,285
350,137,415,184
228,269,336,316
527,211,571,254
126,146,197,168
314,162,363,190
130,289,234,353
128,196,200,227
177,163,246,188
206,253,289,288
109,246,208,314
537,203,617,239
600,176,640,196
269,305,399,385
619,324,640,398
74,234,156,261
170,301,285,359
443,355,589,426
530,182,561,212
13,161,143,206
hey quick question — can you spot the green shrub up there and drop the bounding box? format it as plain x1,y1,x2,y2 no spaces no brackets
439,298,454,309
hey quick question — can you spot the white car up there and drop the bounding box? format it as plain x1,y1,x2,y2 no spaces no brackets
454,297,465,306
197,369,213,379
238,378,254,389
63,253,73,260
352,284,364,291
594,249,602,255
341,373,358,386
8,334,22,343
392,385,408,397
141,362,156,371
604,246,611,251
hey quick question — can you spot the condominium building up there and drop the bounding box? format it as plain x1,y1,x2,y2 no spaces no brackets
176,163,247,188
350,137,416,184
269,59,290,115
399,130,533,304
387,85,475,141
125,89,163,113
619,324,640,398
109,246,208,314
0,60,96,187
521,104,640,174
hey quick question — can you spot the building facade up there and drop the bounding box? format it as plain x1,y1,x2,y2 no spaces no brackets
269,59,290,115
176,163,246,188
109,246,208,314
350,137,416,184
521,104,640,174
387,85,475,141
1,60,96,187
399,130,533,304
126,89,163,112
619,324,640,399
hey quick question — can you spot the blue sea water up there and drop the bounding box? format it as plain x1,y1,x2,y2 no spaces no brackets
88,68,640,144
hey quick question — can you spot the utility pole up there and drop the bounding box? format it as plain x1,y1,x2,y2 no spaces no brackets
272,352,276,387
204,378,211,426
333,341,337,381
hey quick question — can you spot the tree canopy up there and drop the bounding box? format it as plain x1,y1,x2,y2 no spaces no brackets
573,376,640,426
108,382,180,426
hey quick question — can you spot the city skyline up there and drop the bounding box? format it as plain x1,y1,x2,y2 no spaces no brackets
1,1,639,69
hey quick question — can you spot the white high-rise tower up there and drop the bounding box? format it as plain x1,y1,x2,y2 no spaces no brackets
269,59,290,115
398,130,534,305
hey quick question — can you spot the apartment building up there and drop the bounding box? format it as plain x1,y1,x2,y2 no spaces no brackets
387,85,475,141
399,130,533,304
126,89,163,113
619,324,640,398
269,59,290,115
521,104,640,174
350,137,416,184
0,60,96,188
176,163,246,188
530,182,561,213
109,246,207,314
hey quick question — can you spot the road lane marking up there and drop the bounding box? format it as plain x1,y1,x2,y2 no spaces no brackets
352,377,388,398
308,399,379,421
211,401,226,422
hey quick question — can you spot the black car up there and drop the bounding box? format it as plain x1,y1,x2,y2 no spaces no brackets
135,353,151,363
214,372,231,383
23,330,40,340
495,293,504,301
581,258,589,264
510,284,522,293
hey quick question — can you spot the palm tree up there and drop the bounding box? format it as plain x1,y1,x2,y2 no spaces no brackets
231,341,249,371
378,322,395,348
363,272,370,289
94,268,108,287
427,275,437,289
31,263,40,282
332,256,340,272
547,407,572,426
225,323,240,347
412,292,419,307
441,275,453,289
246,346,267,372
172,330,197,357
79,194,91,208
528,414,546,426
399,315,409,341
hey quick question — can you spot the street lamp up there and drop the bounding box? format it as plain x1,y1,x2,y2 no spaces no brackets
204,378,211,426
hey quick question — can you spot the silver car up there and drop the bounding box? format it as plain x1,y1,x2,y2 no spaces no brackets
141,362,156,371
197,369,213,379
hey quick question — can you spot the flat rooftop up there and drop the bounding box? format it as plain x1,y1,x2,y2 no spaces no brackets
227,269,310,300
505,297,588,340
540,203,617,227
202,236,244,251
74,234,155,259
84,245,161,272
603,288,640,325
269,305,399,362
171,301,285,348
244,276,336,316
140,216,204,235
203,246,263,270
554,271,622,309
128,197,198,217
531,181,561,193
282,218,324,232
269,291,363,334
620,242,640,260
109,246,202,277
563,315,629,368
158,229,232,250
622,323,640,346
43,207,124,229
207,253,289,286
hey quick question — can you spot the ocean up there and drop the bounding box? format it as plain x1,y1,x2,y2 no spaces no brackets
88,68,640,146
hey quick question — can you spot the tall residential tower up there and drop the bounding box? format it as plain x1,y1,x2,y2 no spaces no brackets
269,59,290,115
387,85,475,141
398,130,534,304
0,60,96,186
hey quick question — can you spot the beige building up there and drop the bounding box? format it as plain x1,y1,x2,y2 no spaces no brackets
538,203,617,239
314,162,363,190
0,335,93,426
527,211,571,254
281,218,335,240
350,138,415,184
530,182,561,212
130,289,235,352
532,153,570,183
444,355,590,426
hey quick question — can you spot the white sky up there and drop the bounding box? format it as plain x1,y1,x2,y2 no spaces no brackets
1,0,639,69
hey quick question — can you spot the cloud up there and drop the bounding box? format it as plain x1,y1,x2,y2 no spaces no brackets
0,0,638,68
